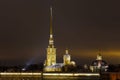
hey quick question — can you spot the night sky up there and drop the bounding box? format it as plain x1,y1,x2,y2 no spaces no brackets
0,0,120,65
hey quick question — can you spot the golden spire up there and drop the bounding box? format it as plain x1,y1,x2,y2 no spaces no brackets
50,6,53,35
49,6,54,46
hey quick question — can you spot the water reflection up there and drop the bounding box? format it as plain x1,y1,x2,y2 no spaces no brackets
0,77,40,80
0,76,100,80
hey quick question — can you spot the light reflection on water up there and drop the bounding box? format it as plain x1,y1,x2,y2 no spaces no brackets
0,76,100,80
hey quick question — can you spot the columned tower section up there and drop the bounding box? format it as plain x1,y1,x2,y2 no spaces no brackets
45,7,56,66
63,49,71,65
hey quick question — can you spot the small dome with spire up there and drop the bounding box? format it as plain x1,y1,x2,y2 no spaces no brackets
63,49,71,65
64,49,71,59
92,53,107,67
90,51,108,72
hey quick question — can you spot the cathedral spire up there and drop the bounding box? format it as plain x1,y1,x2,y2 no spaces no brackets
45,6,56,67
50,6,53,35
49,6,54,46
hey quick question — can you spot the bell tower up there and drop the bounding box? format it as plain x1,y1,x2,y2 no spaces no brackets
45,7,56,66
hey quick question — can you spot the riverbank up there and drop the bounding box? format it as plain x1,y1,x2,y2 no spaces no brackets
0,72,100,77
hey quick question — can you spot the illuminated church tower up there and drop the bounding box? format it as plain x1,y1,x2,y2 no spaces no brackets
45,7,56,66
44,7,75,72
63,49,71,65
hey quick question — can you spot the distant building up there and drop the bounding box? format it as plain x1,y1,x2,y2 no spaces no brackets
44,7,75,72
90,53,108,72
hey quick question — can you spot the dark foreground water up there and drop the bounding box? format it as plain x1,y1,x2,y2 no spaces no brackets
0,76,100,80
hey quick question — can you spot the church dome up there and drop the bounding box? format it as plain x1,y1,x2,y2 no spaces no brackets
71,61,76,65
91,53,108,67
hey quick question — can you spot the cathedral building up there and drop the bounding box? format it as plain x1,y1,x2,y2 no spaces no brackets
44,7,75,72
90,52,108,72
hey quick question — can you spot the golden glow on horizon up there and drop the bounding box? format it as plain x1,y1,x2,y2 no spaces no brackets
73,50,120,57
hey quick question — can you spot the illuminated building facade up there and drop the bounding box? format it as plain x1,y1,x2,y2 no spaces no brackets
44,7,75,72
44,7,56,66
63,49,71,65
90,53,108,72
63,49,75,66
44,7,57,71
